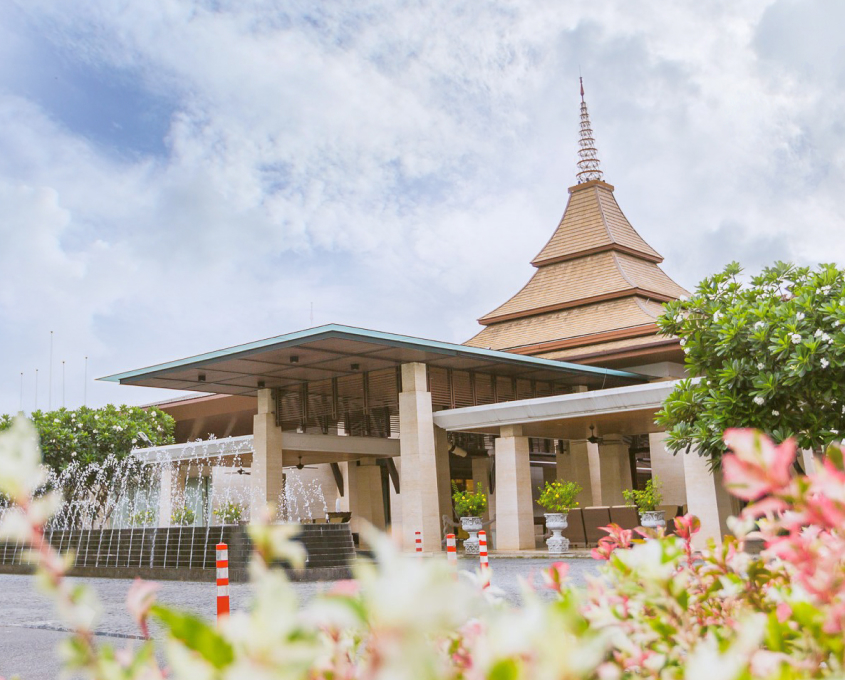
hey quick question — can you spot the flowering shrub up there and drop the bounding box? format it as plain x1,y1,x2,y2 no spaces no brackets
657,261,845,464
0,404,174,471
214,500,244,524
537,479,582,513
451,480,487,517
129,508,157,527
2,416,845,680
170,506,196,526
621,476,662,512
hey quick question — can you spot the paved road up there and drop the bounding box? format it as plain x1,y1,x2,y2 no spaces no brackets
0,556,600,680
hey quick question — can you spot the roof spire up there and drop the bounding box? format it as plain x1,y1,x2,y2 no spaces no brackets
576,77,603,183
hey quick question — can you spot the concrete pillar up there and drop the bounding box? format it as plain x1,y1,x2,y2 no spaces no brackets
471,455,494,523
801,449,820,475
399,363,447,552
434,425,453,526
158,465,174,528
649,432,686,506
342,461,386,537
494,424,534,550
251,388,285,522
388,457,403,545
683,450,734,549
558,441,595,506
596,439,633,506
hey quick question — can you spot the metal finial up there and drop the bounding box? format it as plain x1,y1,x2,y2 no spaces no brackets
576,79,603,183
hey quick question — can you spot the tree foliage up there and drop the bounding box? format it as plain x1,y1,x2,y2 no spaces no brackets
657,261,845,464
0,403,174,472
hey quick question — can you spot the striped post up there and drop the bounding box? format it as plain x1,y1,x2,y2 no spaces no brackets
216,542,230,621
446,533,457,568
415,531,422,555
478,530,489,576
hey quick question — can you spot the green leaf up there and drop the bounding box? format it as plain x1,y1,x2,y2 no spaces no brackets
488,658,520,680
151,605,234,669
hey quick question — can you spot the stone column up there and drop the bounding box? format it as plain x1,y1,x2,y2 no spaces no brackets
157,465,175,528
494,424,534,550
596,439,633,506
559,441,595,506
649,432,686,506
388,457,403,545
399,362,447,552
471,455,494,523
251,388,285,522
342,461,386,536
801,449,820,475
434,425,454,526
683,450,734,549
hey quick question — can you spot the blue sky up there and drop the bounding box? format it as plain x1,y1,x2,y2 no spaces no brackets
2,0,845,413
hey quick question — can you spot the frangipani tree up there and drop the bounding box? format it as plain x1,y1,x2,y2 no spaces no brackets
656,261,845,466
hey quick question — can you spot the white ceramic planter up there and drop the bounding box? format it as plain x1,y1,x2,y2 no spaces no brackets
461,516,483,554
640,510,666,530
544,512,570,554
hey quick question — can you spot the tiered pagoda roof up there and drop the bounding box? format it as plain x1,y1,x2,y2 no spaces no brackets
465,83,688,367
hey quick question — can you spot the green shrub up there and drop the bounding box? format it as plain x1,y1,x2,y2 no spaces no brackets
537,480,582,513
214,501,244,525
451,481,487,518
171,507,196,526
622,476,663,512
129,509,157,527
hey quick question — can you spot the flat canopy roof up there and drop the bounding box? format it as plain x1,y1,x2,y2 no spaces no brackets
100,323,648,396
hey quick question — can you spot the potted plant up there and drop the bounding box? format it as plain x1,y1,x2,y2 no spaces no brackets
622,477,664,529
214,501,244,525
171,506,196,526
537,480,582,554
452,481,488,554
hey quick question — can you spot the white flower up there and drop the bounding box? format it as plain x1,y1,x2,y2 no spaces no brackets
0,418,47,502
53,419,60,423
791,333,802,344
772,410,780,416
833,429,840,435
821,358,830,368
713,311,722,322
815,329,823,337
680,339,686,346
757,362,765,370
94,414,99,420
797,312,805,320
753,396,765,406
754,321,765,329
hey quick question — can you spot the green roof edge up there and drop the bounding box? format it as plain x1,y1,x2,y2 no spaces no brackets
98,323,649,384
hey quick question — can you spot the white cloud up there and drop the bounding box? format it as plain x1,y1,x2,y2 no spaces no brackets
2,0,845,413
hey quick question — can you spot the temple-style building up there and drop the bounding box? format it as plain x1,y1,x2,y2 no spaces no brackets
102,82,736,553
466,84,688,369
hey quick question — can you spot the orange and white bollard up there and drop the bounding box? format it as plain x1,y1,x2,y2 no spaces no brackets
216,542,230,622
478,531,489,576
446,533,457,567
415,531,422,555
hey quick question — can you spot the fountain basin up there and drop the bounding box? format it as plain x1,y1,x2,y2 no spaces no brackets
0,523,355,582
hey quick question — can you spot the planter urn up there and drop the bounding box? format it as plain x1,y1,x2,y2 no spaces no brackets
545,512,570,554
639,510,666,530
461,516,483,555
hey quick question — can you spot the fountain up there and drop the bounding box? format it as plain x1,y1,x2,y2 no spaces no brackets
0,437,354,581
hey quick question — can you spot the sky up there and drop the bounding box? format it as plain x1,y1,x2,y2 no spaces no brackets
2,0,845,414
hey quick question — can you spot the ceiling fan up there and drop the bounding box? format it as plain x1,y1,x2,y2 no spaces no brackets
287,456,318,470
